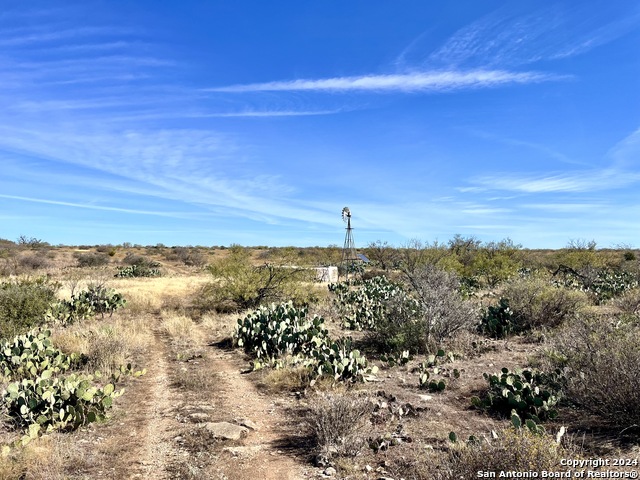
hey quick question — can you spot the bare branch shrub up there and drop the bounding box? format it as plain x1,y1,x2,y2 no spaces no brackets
307,392,372,460
391,264,477,353
549,312,640,432
164,247,207,267
612,287,640,317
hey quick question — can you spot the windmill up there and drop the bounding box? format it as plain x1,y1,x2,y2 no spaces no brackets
340,207,359,280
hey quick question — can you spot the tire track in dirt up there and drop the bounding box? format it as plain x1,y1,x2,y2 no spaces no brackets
74,317,313,479
83,320,183,479
124,327,181,479
203,345,311,480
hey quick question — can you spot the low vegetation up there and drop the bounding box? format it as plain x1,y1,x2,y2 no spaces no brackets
0,278,59,339
0,238,638,477
548,312,640,431
307,392,372,459
199,245,316,312
442,428,572,479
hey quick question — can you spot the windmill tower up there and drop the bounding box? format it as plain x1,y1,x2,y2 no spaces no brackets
340,207,359,280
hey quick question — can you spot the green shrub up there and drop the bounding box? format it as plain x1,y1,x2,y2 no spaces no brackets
75,252,110,267
549,313,640,432
469,239,523,288
0,278,59,339
500,277,588,332
201,245,313,312
365,293,428,354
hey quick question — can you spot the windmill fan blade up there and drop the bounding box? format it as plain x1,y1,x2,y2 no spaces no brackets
342,206,351,222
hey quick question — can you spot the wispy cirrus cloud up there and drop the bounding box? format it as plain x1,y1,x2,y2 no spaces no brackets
608,127,640,168
0,26,134,47
186,108,344,117
0,194,192,218
209,69,558,93
465,125,640,195
522,203,604,213
0,124,339,228
421,3,640,68
468,130,586,166
471,169,640,194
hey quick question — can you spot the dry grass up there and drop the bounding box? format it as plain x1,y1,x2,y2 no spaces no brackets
258,364,315,393
199,311,237,339
113,274,209,314
0,434,89,480
159,310,206,356
172,364,218,392
52,313,150,376
442,428,572,479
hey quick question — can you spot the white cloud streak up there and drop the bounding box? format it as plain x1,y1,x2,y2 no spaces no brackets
0,194,190,217
209,70,558,93
186,109,343,117
472,169,640,194
0,27,133,47
425,3,640,68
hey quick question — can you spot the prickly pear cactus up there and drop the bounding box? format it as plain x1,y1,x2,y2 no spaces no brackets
311,337,378,382
3,372,123,432
234,302,377,383
234,301,329,362
479,367,564,424
0,329,81,380
330,276,418,331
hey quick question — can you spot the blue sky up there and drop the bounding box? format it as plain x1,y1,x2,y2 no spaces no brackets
1,1,639,248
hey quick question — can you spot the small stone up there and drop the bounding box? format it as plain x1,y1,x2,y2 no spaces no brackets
238,418,259,430
202,422,248,441
189,412,210,421
324,467,337,476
